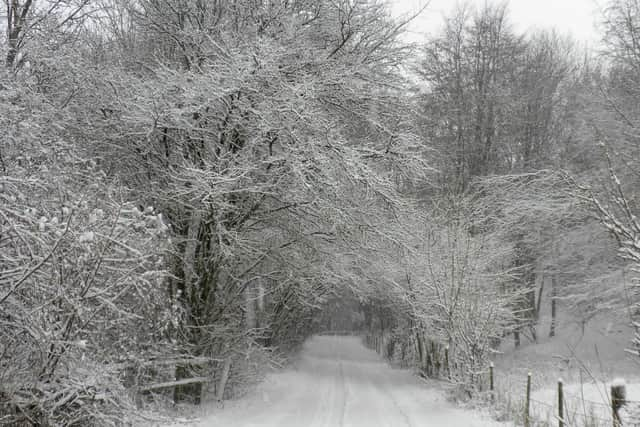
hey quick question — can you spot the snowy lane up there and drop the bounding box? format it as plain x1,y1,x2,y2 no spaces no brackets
198,336,506,427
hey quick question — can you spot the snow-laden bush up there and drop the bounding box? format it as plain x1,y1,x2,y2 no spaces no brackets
0,78,176,425
0,174,175,425
409,214,518,388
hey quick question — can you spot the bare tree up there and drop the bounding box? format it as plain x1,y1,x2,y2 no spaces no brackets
3,0,94,68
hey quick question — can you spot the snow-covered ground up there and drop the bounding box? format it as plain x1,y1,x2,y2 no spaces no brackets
492,290,640,426
195,335,507,427
530,380,640,425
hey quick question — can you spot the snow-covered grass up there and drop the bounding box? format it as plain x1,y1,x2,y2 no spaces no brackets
491,292,640,426
527,380,640,426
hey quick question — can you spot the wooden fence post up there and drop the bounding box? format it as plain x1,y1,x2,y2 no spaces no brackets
489,362,494,403
558,379,564,427
611,379,626,427
525,372,531,427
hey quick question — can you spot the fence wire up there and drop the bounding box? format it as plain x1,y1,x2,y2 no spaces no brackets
485,365,640,427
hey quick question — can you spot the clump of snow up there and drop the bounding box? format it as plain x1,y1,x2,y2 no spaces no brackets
79,231,95,242
612,377,626,387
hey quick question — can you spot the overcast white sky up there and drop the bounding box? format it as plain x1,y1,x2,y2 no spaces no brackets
390,0,603,46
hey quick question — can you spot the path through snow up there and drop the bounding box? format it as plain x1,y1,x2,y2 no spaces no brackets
197,335,507,427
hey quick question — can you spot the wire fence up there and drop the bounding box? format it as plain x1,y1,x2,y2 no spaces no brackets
363,333,640,427
490,367,640,427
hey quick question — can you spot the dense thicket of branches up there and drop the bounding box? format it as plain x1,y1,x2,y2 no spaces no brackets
1,0,431,424
360,0,640,394
3,0,640,425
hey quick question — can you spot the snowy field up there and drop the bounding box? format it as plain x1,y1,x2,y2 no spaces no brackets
493,305,640,426
530,380,640,425
193,335,508,427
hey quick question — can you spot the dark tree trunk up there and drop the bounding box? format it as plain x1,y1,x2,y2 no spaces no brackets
549,275,557,338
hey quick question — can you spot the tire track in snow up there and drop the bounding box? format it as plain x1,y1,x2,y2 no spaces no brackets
336,360,347,427
322,349,346,427
196,336,508,427
347,358,412,427
364,351,414,427
377,376,413,427
308,338,346,427
308,358,333,427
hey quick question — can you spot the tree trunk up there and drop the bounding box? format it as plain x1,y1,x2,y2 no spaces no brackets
536,276,544,318
6,46,17,68
245,281,256,330
527,286,537,343
5,0,34,69
216,358,232,403
549,275,557,338
416,331,424,369
183,210,202,288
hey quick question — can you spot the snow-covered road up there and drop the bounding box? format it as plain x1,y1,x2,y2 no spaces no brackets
198,335,507,427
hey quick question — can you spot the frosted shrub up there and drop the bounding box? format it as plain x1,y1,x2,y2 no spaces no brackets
0,173,173,425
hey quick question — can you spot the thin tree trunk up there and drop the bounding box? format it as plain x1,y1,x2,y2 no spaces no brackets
216,358,232,403
549,275,557,338
536,276,544,318
183,209,202,288
245,281,256,330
